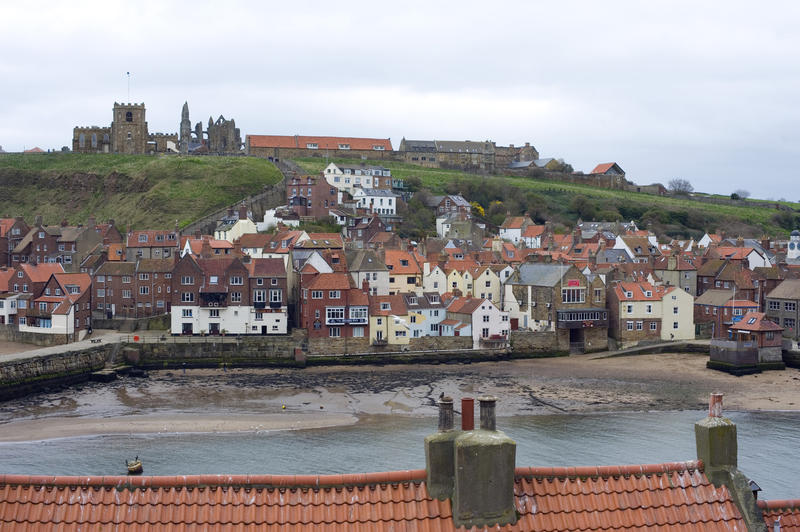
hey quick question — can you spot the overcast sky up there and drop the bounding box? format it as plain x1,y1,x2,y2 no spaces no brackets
2,1,798,199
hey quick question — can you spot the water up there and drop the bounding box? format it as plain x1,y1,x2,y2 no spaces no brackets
1,410,798,500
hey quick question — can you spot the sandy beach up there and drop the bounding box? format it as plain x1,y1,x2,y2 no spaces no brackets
1,351,799,442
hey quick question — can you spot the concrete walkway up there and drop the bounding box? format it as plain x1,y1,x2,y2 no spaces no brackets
0,330,127,363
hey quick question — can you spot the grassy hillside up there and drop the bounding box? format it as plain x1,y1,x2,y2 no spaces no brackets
0,153,283,229
295,158,800,238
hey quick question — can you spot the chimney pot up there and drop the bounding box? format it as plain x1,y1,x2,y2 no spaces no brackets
479,396,497,431
461,397,474,430
709,392,723,417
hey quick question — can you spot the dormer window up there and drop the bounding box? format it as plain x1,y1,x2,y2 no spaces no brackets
429,295,440,303
747,317,757,324
372,145,385,151
381,302,391,311
626,291,633,298
338,144,350,150
408,296,417,305
400,259,409,267
645,291,652,297
138,234,148,243
307,143,318,149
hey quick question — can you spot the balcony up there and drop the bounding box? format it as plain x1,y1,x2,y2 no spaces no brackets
200,294,228,308
254,301,267,310
326,317,368,326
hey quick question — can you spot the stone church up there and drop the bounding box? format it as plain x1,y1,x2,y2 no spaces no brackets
72,103,177,154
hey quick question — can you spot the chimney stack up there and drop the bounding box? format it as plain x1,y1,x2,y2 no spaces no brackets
425,397,458,500
452,396,517,528
695,392,737,474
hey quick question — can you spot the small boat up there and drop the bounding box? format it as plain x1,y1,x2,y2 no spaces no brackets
126,457,143,475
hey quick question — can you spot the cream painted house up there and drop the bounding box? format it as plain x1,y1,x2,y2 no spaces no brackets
369,294,410,346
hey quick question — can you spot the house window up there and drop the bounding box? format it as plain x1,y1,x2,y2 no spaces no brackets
307,143,319,149
395,330,407,337
673,306,679,314
785,318,796,329
271,278,278,286
636,321,643,330
353,326,364,337
561,288,585,303
329,327,341,337
646,304,652,314
269,289,282,303
122,290,132,299
181,276,193,285
231,292,242,303
326,307,345,322
482,328,489,338
253,290,266,303
626,304,633,314
312,290,323,299
182,309,192,317
483,315,490,322
381,302,391,311
329,290,341,299
673,321,679,329
97,289,105,297
768,300,780,311
209,309,219,318
181,292,194,302
209,275,218,285
650,322,658,330
139,286,149,295
230,276,243,285
626,321,634,331
786,302,797,312
122,276,131,283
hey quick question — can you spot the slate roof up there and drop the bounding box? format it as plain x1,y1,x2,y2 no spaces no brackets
0,460,751,531
401,139,436,151
694,289,736,307
766,279,800,300
510,263,568,287
94,261,135,276
245,258,286,278
345,250,387,272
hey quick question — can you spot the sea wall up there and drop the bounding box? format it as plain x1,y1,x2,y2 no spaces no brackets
0,347,109,401
509,331,561,354
0,324,68,347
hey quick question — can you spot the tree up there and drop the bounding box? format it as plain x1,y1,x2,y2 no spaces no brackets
668,179,694,195
732,189,750,200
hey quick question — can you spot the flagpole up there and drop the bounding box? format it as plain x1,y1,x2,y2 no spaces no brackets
126,72,130,101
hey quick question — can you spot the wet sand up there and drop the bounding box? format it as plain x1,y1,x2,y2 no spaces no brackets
1,351,799,441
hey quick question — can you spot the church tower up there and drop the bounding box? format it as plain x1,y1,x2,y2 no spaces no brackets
111,102,148,154
179,102,191,154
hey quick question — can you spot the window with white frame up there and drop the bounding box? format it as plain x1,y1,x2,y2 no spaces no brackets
231,292,241,303
269,289,282,303
181,292,194,302
230,276,243,285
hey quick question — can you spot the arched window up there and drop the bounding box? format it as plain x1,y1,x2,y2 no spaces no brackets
103,134,109,143
78,133,85,148
91,133,97,148
125,111,133,122
127,132,132,140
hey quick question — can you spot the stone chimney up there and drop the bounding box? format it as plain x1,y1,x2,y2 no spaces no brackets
34,215,43,226
695,393,766,531
361,278,369,294
736,236,744,247
424,397,458,500
238,203,248,220
452,396,517,528
87,215,96,228
668,250,677,271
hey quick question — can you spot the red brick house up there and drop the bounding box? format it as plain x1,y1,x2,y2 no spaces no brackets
299,272,369,339
0,216,30,267
287,175,339,220
19,272,92,341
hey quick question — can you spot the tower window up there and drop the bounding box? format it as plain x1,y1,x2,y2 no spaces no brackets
103,133,109,143
78,133,85,148
91,133,97,148
125,111,133,122
127,132,132,140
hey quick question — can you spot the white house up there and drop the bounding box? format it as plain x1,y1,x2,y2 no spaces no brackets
421,263,448,295
402,292,447,338
444,296,509,349
324,163,392,194
352,189,398,216
0,293,19,325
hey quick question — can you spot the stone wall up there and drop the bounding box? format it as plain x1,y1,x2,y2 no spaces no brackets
306,335,474,355
125,330,307,368
0,324,68,346
92,314,170,332
509,331,560,354
0,347,109,401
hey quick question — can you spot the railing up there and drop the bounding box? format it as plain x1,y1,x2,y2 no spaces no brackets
372,338,388,346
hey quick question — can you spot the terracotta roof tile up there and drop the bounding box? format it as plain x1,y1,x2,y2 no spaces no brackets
19,263,64,283
0,218,15,237
0,461,749,531
248,134,393,151
759,499,800,531
306,272,351,291
730,311,783,332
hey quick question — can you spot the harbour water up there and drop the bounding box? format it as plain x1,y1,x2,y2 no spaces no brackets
1,409,798,500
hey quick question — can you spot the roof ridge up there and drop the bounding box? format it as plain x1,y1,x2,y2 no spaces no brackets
0,470,428,489
514,460,703,478
758,498,800,510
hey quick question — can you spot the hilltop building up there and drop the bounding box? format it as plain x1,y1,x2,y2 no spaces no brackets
72,102,177,154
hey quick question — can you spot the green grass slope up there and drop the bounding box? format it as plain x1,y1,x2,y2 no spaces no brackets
0,153,283,229
295,157,800,238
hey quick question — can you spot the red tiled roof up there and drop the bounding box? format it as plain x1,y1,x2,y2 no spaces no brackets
731,312,784,333
23,146,44,153
590,162,618,174
248,135,393,151
384,250,420,275
245,258,286,278
722,299,758,308
447,296,486,315
0,460,748,531
0,269,13,292
54,273,92,302
0,219,14,237
501,216,528,229
712,247,756,261
306,272,351,291
20,263,64,283
369,293,407,316
522,224,545,238
127,230,179,248
614,281,665,301
759,499,800,531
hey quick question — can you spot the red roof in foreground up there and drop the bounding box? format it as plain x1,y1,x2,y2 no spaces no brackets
0,461,748,531
759,499,800,531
